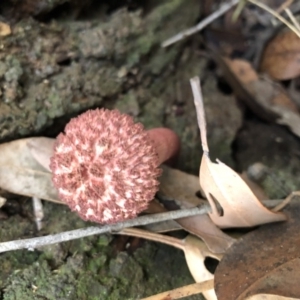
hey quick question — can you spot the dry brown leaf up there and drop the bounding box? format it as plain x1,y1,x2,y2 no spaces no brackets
0,22,11,36
214,201,300,300
218,57,300,138
190,76,286,228
158,165,235,253
260,29,300,80
0,138,61,203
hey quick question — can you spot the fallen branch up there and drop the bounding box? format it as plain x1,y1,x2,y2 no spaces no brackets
0,199,285,253
140,280,214,300
0,205,210,253
162,0,239,47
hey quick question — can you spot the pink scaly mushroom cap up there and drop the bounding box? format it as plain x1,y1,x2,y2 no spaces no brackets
50,109,163,224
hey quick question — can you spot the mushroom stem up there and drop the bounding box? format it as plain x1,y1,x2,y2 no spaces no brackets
147,128,180,165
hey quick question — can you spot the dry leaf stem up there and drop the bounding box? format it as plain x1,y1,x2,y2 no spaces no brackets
247,0,300,38
272,191,300,212
117,227,185,250
162,0,239,47
140,280,214,300
190,77,209,154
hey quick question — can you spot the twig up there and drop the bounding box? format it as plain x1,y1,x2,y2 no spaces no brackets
190,77,209,154
247,0,300,38
277,0,294,14
32,197,44,231
272,191,300,212
117,227,185,251
0,196,6,209
0,205,210,253
140,280,214,300
285,8,300,32
162,0,239,47
0,199,286,253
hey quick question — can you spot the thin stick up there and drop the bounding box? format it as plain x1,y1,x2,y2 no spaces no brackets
0,199,284,253
162,0,239,47
272,191,300,212
0,205,210,253
117,227,185,251
32,197,44,231
285,8,300,32
277,0,294,14
190,77,209,154
141,280,214,300
247,0,300,38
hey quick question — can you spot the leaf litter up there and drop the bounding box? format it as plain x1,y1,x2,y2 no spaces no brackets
0,76,293,299
260,29,300,80
116,227,221,300
1,1,300,299
217,55,300,138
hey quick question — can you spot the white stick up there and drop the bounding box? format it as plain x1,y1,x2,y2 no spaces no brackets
162,0,239,47
190,77,209,155
0,205,210,253
32,197,44,231
0,199,283,253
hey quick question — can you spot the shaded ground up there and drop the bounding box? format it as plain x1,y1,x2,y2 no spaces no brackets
0,0,300,299
1,200,203,299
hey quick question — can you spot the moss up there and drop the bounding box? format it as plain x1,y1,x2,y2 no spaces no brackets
0,0,198,140
0,1,207,299
261,168,300,199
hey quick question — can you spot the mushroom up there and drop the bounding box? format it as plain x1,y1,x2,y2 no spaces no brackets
50,108,180,224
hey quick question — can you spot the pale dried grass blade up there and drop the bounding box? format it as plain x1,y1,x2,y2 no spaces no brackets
247,0,300,38
0,196,6,208
141,280,214,300
32,197,44,231
272,191,300,212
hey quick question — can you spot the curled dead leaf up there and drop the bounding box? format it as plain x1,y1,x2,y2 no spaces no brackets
217,57,300,138
200,156,286,228
190,76,286,228
260,29,300,80
0,22,11,36
158,165,235,253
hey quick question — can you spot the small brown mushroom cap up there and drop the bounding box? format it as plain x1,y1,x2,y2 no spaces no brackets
50,108,163,224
